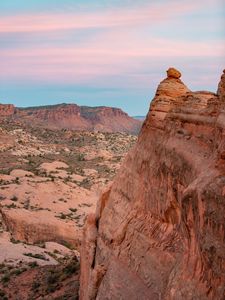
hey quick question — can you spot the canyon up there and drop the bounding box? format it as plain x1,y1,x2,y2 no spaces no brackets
0,103,141,135
80,68,225,300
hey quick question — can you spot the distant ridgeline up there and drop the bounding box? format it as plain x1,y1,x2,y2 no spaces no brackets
0,103,142,134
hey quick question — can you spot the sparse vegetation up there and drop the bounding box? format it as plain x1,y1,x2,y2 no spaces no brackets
69,208,77,213
5,203,17,209
10,237,20,244
57,212,73,220
1,273,10,284
0,123,136,299
0,289,7,300
28,261,38,268
23,253,48,261
10,195,18,201
60,240,74,250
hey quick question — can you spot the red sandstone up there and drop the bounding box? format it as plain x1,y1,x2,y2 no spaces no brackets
80,68,225,300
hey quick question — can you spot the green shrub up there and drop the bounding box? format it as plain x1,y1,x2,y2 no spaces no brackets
23,253,48,261
1,273,10,283
32,281,41,291
0,289,8,300
69,208,77,213
28,261,38,268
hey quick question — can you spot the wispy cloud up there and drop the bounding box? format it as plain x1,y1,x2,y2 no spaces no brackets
0,0,217,33
0,31,223,84
0,0,224,114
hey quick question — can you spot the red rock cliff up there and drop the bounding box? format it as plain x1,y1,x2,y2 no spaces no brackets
1,103,141,134
80,68,225,300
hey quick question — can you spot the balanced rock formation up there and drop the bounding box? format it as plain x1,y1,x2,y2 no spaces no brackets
166,67,181,79
80,69,225,299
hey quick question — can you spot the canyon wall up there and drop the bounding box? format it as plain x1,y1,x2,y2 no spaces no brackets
80,68,225,300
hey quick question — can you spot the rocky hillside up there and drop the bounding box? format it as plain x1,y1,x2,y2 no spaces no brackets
80,68,225,300
0,103,141,134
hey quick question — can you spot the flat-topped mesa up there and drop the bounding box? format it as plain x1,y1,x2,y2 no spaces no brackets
0,103,141,134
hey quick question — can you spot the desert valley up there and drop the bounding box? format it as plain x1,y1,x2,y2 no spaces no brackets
0,68,224,299
0,103,139,299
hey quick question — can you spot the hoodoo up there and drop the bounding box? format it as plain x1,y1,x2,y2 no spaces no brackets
80,69,225,299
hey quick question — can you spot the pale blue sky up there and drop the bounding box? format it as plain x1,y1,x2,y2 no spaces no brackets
0,0,224,115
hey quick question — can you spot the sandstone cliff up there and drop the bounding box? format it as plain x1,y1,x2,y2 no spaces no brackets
80,68,225,300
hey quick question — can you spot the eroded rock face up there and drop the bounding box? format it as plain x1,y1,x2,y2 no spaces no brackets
80,69,225,300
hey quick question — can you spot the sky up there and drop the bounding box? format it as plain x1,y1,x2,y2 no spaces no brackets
0,0,224,116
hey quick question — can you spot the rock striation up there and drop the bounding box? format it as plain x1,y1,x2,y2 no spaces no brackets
0,103,141,134
80,69,225,299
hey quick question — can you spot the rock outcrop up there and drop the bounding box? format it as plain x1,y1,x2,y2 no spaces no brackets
1,208,81,248
0,103,141,134
80,69,225,299
0,104,15,116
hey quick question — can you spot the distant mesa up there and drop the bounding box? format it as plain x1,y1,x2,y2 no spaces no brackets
0,102,141,134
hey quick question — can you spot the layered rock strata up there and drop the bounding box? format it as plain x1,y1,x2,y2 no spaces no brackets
80,69,225,300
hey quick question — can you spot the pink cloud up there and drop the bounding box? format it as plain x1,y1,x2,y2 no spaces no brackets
0,0,216,33
0,36,223,86
0,0,222,90
0,34,223,60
